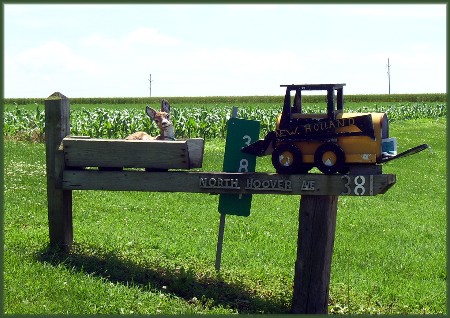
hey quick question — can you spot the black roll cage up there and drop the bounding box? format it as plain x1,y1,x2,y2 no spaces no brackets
279,84,346,129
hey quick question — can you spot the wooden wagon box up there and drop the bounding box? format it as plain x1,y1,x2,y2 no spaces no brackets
62,136,204,170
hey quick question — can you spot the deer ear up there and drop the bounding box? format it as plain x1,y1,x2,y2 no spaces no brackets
146,106,157,120
161,99,170,113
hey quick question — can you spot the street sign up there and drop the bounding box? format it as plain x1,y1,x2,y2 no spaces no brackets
218,117,260,216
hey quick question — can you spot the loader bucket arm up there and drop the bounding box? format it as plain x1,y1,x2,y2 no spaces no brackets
241,131,276,156
381,144,430,163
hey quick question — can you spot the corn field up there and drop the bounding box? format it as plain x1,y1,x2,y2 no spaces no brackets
3,102,447,142
4,93,446,106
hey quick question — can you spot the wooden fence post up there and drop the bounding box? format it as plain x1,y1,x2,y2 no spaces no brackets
291,195,338,314
45,92,73,251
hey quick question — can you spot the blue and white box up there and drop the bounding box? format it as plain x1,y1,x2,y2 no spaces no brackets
382,137,397,156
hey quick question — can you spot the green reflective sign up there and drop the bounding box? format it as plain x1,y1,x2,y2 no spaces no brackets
218,118,260,216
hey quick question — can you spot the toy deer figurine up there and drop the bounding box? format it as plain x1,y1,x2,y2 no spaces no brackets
126,99,175,141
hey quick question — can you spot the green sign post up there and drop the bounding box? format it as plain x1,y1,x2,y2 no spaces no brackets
218,117,260,216
215,109,261,271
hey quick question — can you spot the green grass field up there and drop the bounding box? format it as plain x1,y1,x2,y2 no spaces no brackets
3,108,446,314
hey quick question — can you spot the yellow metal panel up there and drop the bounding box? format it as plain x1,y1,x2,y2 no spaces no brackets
275,112,387,164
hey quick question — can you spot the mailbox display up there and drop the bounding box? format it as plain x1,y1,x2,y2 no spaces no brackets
242,84,428,175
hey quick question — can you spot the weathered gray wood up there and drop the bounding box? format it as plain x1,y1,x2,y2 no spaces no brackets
291,195,338,314
45,92,73,250
62,137,204,169
186,138,204,168
62,170,396,195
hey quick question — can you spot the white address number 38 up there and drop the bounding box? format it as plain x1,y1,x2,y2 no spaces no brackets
341,175,374,196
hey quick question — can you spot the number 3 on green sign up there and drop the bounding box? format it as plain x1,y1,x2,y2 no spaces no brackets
242,135,252,148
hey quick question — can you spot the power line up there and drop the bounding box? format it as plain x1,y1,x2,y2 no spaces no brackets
387,58,391,94
148,74,154,97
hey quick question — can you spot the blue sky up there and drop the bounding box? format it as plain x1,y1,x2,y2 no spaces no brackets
3,3,447,98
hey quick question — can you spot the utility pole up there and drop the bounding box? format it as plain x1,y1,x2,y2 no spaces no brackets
148,74,153,97
387,58,391,94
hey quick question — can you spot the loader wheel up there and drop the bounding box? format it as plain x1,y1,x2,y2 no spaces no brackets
314,143,346,175
272,144,304,174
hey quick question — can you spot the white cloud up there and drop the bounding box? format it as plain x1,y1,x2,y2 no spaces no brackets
80,27,181,49
163,47,301,74
126,27,181,46
6,40,103,97
16,40,100,74
3,27,183,97
133,47,309,96
79,33,117,49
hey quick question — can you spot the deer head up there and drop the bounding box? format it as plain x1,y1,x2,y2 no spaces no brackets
125,99,175,141
145,99,175,140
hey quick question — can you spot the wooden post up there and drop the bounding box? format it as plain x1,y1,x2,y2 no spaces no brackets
45,92,73,251
291,195,338,314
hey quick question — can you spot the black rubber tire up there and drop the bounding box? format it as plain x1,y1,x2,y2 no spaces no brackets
272,144,303,174
314,142,346,174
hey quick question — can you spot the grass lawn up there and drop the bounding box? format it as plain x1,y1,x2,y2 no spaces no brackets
3,118,446,314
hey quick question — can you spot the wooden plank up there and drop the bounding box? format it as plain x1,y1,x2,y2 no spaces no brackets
45,92,73,251
62,171,396,196
291,195,338,314
62,137,204,169
186,138,204,168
